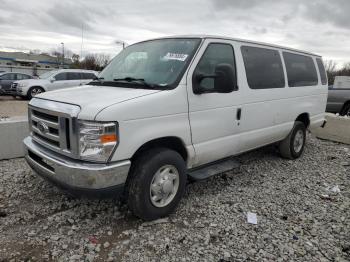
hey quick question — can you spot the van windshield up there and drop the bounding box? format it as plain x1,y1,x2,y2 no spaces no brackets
95,38,201,89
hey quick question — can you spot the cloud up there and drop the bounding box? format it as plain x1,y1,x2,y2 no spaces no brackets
0,0,349,64
302,0,350,30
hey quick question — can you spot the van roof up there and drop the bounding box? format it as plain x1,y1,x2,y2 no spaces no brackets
145,35,321,57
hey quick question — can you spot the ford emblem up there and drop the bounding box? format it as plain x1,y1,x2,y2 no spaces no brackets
37,121,49,134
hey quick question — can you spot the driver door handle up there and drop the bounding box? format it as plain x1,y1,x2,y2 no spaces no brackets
236,108,242,120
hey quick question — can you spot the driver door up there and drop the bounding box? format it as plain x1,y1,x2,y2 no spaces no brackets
187,40,242,166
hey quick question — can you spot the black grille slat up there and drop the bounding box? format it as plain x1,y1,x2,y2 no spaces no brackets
32,110,59,123
65,118,71,150
49,127,59,135
33,132,60,147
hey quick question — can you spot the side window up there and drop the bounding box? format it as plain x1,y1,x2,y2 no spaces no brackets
316,58,327,85
194,43,236,92
67,72,81,80
1,73,16,80
241,46,285,89
283,52,318,87
54,73,68,81
17,74,31,80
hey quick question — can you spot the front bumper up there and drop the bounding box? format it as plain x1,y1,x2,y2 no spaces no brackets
23,136,131,192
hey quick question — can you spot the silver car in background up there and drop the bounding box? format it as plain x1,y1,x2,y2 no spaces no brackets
326,76,350,116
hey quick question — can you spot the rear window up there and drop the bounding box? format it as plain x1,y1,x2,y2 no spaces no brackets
316,58,327,85
241,46,285,89
283,52,318,87
67,72,81,80
82,73,96,79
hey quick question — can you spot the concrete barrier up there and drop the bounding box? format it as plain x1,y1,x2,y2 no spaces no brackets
0,117,29,160
311,113,350,145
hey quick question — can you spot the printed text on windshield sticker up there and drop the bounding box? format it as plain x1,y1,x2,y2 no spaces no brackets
164,53,188,61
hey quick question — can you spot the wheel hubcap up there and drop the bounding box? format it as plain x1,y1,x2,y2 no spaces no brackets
293,130,304,153
150,165,179,208
31,88,42,96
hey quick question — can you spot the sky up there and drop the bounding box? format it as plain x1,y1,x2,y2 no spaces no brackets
0,0,350,66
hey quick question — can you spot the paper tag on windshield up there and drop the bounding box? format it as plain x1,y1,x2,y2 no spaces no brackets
164,53,188,61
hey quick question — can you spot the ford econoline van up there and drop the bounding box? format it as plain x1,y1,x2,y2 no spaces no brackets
23,35,328,220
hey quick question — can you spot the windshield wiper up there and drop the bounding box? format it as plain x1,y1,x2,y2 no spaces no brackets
88,77,105,85
113,77,160,89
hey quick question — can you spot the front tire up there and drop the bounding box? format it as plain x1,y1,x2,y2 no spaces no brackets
279,121,306,159
27,86,44,100
127,148,187,221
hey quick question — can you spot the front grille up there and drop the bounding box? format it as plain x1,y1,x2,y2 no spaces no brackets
28,99,80,158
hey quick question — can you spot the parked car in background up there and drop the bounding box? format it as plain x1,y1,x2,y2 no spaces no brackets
0,72,33,95
23,36,327,220
13,69,98,99
326,81,350,116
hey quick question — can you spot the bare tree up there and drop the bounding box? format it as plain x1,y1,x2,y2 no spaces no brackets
324,60,338,85
80,53,111,71
324,60,337,73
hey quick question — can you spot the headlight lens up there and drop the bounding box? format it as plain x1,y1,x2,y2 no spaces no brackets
18,82,27,87
78,121,118,162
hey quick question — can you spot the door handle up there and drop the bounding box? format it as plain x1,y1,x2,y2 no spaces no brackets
236,108,242,120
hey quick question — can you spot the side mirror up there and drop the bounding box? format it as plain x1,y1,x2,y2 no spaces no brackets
192,63,236,94
50,78,55,83
213,63,236,93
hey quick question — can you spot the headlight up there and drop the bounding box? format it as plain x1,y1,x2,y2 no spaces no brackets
18,82,28,87
78,121,118,162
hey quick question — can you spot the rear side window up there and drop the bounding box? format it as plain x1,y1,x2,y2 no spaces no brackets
316,58,327,85
241,46,285,89
67,72,81,80
17,74,31,80
283,52,318,87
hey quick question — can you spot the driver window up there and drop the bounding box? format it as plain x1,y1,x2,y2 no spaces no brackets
194,43,235,92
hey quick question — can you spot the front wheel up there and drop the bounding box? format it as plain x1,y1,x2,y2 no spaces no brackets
279,121,306,159
27,86,44,100
127,148,187,221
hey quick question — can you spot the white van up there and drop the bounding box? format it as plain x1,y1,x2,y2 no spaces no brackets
23,36,328,220
13,69,98,99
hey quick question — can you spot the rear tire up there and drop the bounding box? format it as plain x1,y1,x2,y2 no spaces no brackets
127,148,187,221
27,86,44,100
279,121,306,159
340,103,350,117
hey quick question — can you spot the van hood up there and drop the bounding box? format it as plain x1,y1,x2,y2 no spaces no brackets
36,85,161,120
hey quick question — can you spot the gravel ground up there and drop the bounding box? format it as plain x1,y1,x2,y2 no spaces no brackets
0,96,28,118
0,135,349,262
